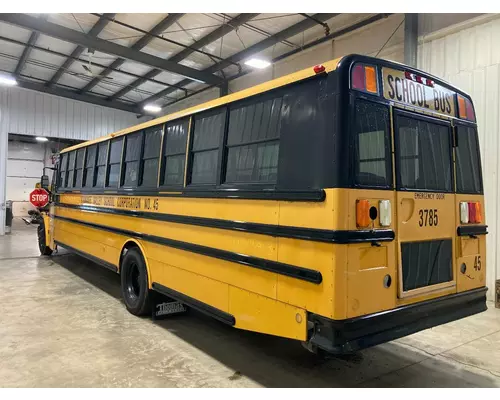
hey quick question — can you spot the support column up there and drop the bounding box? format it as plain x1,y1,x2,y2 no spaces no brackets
0,88,10,236
404,13,418,68
219,82,228,97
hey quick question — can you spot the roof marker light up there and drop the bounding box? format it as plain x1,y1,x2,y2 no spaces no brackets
405,71,434,87
313,64,326,74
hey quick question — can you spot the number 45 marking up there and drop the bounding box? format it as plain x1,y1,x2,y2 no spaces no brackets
474,256,481,271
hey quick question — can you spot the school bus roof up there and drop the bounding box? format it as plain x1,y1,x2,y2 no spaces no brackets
60,57,342,154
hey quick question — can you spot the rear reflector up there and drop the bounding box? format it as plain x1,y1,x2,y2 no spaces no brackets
356,199,370,228
379,200,391,227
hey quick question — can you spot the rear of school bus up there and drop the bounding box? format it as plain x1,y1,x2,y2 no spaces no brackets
306,54,488,354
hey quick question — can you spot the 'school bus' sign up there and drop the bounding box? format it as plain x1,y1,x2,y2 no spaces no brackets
382,67,456,117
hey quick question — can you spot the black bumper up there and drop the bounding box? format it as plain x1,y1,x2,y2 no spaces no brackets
308,287,488,354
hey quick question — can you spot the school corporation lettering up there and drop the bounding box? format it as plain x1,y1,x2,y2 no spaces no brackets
116,197,141,209
382,68,456,117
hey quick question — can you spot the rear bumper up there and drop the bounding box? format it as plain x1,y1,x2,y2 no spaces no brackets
307,287,487,354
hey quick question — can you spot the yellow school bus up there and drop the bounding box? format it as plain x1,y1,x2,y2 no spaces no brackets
38,54,488,354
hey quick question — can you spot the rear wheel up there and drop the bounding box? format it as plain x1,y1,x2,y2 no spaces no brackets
37,219,53,256
120,248,152,316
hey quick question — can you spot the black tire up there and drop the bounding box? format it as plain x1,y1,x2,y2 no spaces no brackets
37,220,53,256
120,248,152,316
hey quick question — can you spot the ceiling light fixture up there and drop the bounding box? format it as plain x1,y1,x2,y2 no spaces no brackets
189,77,206,84
143,104,162,113
0,75,17,86
35,137,48,142
244,58,271,69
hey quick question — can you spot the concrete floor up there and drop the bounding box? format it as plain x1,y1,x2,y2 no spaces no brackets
1,219,500,388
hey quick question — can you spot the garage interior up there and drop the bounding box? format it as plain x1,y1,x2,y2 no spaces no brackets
0,12,500,387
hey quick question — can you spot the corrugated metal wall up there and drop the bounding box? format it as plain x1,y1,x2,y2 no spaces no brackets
419,14,500,300
0,86,140,141
0,85,142,234
0,88,10,235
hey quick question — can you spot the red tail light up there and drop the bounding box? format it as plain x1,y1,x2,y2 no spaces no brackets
351,63,378,95
352,64,365,91
458,94,476,122
468,202,477,224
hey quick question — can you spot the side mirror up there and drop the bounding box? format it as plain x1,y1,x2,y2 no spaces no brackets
41,175,50,189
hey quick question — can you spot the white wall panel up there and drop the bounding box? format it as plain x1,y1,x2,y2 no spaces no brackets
0,85,144,232
0,86,141,141
419,14,500,300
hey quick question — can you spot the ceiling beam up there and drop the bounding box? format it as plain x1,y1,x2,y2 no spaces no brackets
160,14,392,111
139,13,338,107
46,13,115,87
15,78,143,114
13,14,48,77
108,13,259,101
0,13,224,86
81,13,184,94
0,34,190,94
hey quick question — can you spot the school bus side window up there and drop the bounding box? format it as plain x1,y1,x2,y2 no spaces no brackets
66,151,76,189
122,132,143,188
59,153,68,188
83,145,97,188
225,96,283,184
106,138,123,188
161,119,189,187
189,109,226,185
353,100,392,187
95,142,108,188
140,126,163,187
456,125,482,194
74,148,86,188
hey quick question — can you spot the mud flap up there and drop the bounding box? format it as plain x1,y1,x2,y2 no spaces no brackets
151,291,187,321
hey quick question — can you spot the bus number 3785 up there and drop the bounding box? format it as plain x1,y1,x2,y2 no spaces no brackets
419,209,439,227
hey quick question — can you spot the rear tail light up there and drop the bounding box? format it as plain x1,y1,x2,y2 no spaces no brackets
351,63,378,95
356,199,370,228
457,94,476,122
356,199,392,228
379,200,392,227
460,201,483,224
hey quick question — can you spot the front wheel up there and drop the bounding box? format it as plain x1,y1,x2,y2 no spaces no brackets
37,220,53,256
120,248,152,316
